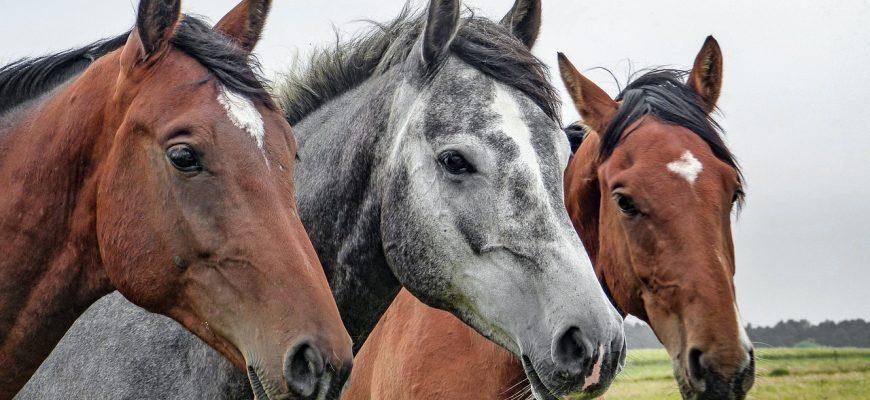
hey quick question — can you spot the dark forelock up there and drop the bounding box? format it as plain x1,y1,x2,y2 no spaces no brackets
599,69,744,202
0,15,272,115
276,7,560,126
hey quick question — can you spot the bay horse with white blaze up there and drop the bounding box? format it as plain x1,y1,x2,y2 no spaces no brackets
346,36,755,400
0,0,352,398
20,1,624,399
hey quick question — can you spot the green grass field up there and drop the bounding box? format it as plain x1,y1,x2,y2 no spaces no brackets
591,348,870,400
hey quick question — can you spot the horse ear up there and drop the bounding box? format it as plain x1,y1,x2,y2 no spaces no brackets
135,0,182,60
557,52,618,134
688,36,723,114
421,0,461,69
215,0,271,53
500,0,542,48
564,121,588,154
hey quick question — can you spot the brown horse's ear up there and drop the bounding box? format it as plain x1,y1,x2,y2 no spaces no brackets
135,0,182,60
500,0,542,48
688,36,723,114
421,0,461,69
215,0,272,53
557,52,618,134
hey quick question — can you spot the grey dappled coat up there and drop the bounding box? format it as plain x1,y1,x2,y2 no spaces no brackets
17,293,249,400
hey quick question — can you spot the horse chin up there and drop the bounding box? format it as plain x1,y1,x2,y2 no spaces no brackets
521,355,560,400
672,363,700,400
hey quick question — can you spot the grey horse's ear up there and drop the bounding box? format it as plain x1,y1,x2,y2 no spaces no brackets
215,0,272,53
421,0,461,69
500,0,542,48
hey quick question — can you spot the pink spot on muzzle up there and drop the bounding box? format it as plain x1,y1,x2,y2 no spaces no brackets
582,345,606,390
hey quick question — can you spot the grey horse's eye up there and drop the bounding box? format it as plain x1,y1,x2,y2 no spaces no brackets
438,150,476,175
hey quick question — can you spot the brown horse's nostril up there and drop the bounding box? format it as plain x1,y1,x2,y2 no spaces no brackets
553,326,591,376
688,347,707,383
284,341,325,398
687,347,755,399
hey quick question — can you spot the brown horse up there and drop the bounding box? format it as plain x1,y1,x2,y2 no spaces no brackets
0,1,352,398
345,37,754,400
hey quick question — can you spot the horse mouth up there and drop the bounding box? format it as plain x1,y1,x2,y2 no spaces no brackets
521,356,560,400
247,365,273,400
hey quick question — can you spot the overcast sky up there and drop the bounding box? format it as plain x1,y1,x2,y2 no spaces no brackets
2,0,868,326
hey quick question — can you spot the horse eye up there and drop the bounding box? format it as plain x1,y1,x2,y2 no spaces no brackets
614,193,640,217
167,144,202,173
732,189,744,204
439,151,476,175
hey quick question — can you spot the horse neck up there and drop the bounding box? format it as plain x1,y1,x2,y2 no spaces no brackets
0,56,119,391
292,71,404,351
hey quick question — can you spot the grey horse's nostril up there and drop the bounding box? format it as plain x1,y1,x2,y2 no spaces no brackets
553,326,591,376
284,341,325,398
608,334,626,374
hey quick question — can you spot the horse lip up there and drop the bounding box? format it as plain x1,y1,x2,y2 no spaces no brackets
247,365,272,400
521,355,560,400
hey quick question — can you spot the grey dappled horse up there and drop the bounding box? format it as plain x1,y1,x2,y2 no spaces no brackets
20,1,624,399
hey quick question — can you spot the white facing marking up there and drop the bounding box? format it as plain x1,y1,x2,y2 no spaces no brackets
491,84,548,197
667,150,703,184
735,303,752,351
583,345,606,390
217,84,267,162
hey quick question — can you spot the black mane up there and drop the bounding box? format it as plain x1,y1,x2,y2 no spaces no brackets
0,35,127,113
276,8,560,125
0,15,272,115
600,69,744,196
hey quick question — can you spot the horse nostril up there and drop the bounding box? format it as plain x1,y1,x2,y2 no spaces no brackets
284,341,325,398
553,326,590,376
688,347,706,383
738,349,757,394
608,334,627,374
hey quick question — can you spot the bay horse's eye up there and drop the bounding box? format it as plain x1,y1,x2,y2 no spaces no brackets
439,151,476,175
167,144,202,173
614,193,640,217
732,189,744,204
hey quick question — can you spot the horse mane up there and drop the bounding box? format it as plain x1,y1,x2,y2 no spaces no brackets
600,69,744,203
0,35,128,114
0,15,272,116
275,6,560,126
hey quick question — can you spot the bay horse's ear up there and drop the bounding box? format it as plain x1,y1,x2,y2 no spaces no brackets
688,36,723,114
557,52,618,134
500,0,542,48
421,0,461,69
135,0,182,60
564,121,588,154
215,0,272,53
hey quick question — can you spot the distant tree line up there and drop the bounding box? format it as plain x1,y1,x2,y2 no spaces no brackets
746,319,870,348
625,319,870,349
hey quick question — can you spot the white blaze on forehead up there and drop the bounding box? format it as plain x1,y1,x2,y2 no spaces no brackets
491,84,548,196
216,84,267,161
667,150,703,184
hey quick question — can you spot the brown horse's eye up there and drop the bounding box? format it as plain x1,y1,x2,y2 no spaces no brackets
167,144,201,173
439,151,476,175
732,189,744,204
614,193,640,217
